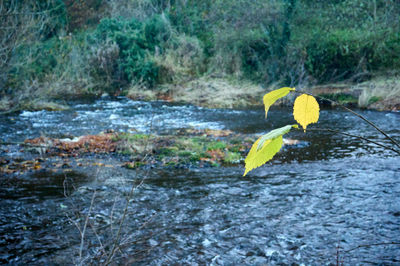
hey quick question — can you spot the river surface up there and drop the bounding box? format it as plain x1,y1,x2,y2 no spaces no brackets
0,97,399,264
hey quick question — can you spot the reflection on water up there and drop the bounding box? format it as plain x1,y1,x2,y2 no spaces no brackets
0,97,399,264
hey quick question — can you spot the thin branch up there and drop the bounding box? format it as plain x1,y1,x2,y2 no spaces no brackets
0,3,64,17
104,174,137,265
120,212,157,247
305,127,400,155
343,242,400,253
295,90,400,150
79,190,96,263
105,113,156,264
89,221,106,259
109,195,118,239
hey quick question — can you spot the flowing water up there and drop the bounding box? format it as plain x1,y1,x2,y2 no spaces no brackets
0,97,399,264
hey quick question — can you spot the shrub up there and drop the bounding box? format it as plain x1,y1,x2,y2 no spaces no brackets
153,34,205,84
304,28,400,82
92,15,173,87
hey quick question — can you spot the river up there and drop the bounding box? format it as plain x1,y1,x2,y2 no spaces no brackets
0,97,399,264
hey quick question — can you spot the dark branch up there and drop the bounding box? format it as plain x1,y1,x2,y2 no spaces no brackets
295,90,400,150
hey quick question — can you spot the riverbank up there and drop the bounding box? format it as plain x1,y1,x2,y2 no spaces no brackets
1,75,399,113
128,76,400,112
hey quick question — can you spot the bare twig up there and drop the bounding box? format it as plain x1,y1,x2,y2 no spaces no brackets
109,195,118,238
343,242,400,253
295,90,400,150
104,173,138,265
305,128,400,155
119,210,157,246
79,190,96,263
105,113,156,264
88,221,106,259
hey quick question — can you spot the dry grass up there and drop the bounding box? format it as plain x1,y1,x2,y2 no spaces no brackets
169,78,265,108
126,82,158,101
356,75,400,111
126,77,267,108
0,97,11,111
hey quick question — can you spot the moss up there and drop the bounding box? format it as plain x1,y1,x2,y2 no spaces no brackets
175,137,204,152
125,161,146,169
112,130,251,168
320,93,358,105
124,133,149,141
178,150,193,157
368,96,382,105
228,145,241,153
189,152,201,162
229,138,243,145
165,161,177,167
211,161,221,167
223,152,242,164
206,141,227,151
114,133,148,141
159,147,179,156
119,149,132,155
199,152,211,158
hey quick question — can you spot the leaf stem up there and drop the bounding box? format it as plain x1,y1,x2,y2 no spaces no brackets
304,127,400,155
295,90,400,150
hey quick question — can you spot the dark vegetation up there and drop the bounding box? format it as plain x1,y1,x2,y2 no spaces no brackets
1,0,399,110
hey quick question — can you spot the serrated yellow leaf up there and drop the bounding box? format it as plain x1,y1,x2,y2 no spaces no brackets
263,87,295,118
243,136,283,176
256,124,297,151
293,94,320,131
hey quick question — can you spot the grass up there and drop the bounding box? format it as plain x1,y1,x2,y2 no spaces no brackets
368,96,382,105
127,76,266,108
115,130,254,167
223,151,242,164
319,93,358,106
357,75,400,111
206,141,227,151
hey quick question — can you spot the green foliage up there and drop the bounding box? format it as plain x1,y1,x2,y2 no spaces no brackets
304,28,392,81
10,38,65,82
115,133,149,142
64,0,106,31
7,32,92,96
320,93,358,105
3,0,400,106
368,96,382,105
297,0,400,81
159,147,179,156
93,16,167,86
206,141,227,151
224,152,242,164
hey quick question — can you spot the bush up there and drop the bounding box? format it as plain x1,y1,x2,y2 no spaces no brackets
92,15,173,87
3,0,400,107
153,34,205,84
304,28,400,82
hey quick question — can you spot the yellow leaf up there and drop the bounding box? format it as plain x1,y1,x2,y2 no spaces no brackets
293,94,320,131
243,136,283,176
263,87,295,118
256,124,294,151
